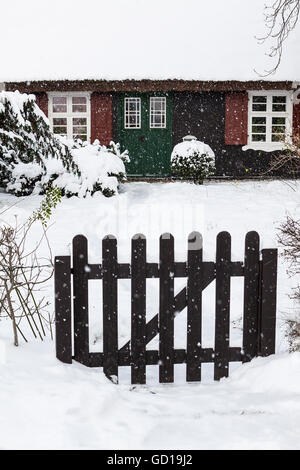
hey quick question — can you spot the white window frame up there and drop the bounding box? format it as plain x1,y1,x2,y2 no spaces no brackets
48,91,91,142
150,96,166,128
243,90,293,152
124,97,141,129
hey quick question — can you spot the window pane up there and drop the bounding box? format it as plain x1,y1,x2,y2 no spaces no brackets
53,105,67,113
73,126,87,134
253,103,267,111
72,97,86,104
53,118,67,126
272,104,286,112
272,117,285,125
153,99,165,111
252,125,266,133
128,101,138,111
53,97,67,104
253,96,267,103
273,96,286,103
53,96,67,113
252,117,266,124
72,105,87,112
272,125,285,133
73,118,87,126
53,127,67,135
272,134,284,142
252,134,266,142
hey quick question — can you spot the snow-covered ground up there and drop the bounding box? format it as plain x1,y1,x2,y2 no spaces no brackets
0,180,300,449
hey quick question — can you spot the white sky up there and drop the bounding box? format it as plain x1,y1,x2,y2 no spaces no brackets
1,0,299,82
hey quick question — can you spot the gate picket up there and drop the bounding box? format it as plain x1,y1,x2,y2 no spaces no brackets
243,231,260,362
55,256,72,364
187,232,203,382
102,236,119,382
159,234,175,383
259,249,278,356
131,234,147,384
214,232,231,380
73,235,89,365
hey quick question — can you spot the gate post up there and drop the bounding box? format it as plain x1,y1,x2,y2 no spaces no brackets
259,249,278,356
55,256,72,364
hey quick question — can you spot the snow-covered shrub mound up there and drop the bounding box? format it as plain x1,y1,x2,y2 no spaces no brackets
43,140,129,198
171,137,215,183
0,91,128,197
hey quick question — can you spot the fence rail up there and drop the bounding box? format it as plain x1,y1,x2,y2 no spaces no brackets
54,231,277,384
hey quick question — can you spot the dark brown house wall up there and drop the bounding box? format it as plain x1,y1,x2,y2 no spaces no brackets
172,92,279,177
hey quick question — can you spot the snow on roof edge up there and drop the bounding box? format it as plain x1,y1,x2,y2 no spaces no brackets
3,77,300,84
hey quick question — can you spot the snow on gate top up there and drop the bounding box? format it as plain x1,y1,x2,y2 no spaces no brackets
0,0,300,83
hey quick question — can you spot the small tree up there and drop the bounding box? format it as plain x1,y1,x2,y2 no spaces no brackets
0,91,79,196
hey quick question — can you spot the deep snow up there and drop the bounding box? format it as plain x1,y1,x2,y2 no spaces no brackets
0,341,299,450
0,180,300,449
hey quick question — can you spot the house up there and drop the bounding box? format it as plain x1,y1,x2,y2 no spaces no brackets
3,79,299,178
2,80,300,178
1,0,300,179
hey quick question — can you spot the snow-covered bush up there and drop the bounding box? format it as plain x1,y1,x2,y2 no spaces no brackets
171,138,215,183
40,139,129,198
0,91,128,197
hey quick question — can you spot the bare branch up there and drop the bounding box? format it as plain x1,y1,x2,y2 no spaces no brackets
257,0,300,76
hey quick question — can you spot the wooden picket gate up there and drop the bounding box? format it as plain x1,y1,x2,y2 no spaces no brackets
54,231,277,384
